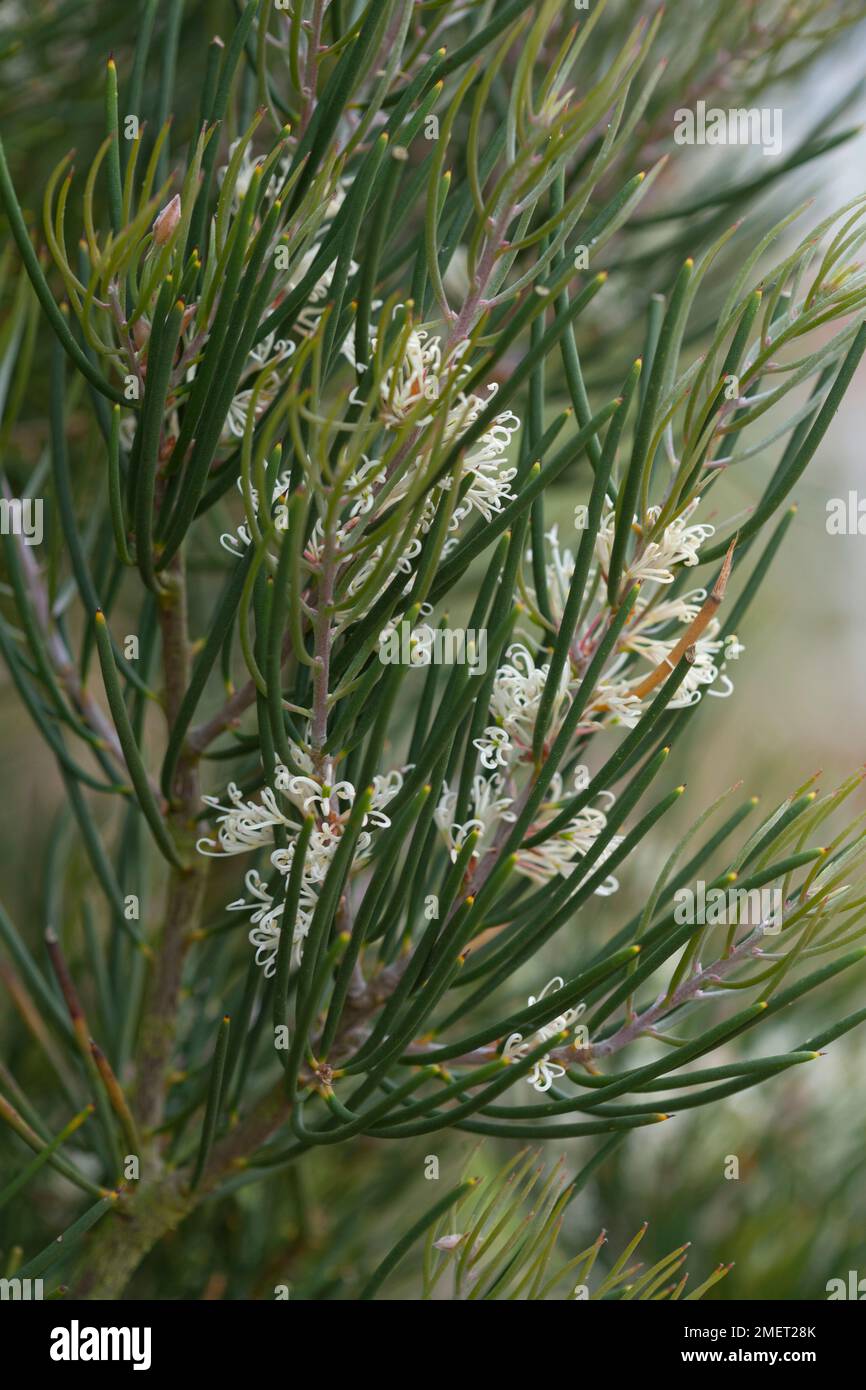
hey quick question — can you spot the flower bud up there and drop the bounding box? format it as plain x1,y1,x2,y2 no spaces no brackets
131,317,150,351
432,1234,464,1251
152,194,181,246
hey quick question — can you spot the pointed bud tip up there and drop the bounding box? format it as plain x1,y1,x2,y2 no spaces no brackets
152,193,182,245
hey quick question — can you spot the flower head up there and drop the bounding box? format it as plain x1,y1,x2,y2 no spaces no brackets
503,977,586,1092
199,757,403,973
488,644,570,753
595,496,715,587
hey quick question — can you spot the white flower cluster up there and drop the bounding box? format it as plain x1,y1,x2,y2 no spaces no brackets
345,326,520,525
222,331,296,442
515,773,622,893
437,493,736,910
434,767,622,894
534,501,742,735
223,328,521,609
197,751,403,974
219,466,292,557
271,327,521,615
595,495,716,587
503,976,586,1092
474,643,571,767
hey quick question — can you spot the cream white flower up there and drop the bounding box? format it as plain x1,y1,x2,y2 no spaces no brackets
199,759,403,972
723,633,745,661
449,442,518,524
345,326,520,527
516,785,623,894
595,496,715,586
282,240,359,339
434,768,621,894
619,616,738,708
584,679,645,730
488,643,570,752
221,325,518,617
372,328,448,426
223,333,295,440
357,329,475,436
219,468,294,556
503,977,586,1093
434,773,514,862
630,587,707,632
541,525,577,624
473,726,513,770
196,780,296,856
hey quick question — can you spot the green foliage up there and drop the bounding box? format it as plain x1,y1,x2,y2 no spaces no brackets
413,1147,731,1302
0,0,865,1300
